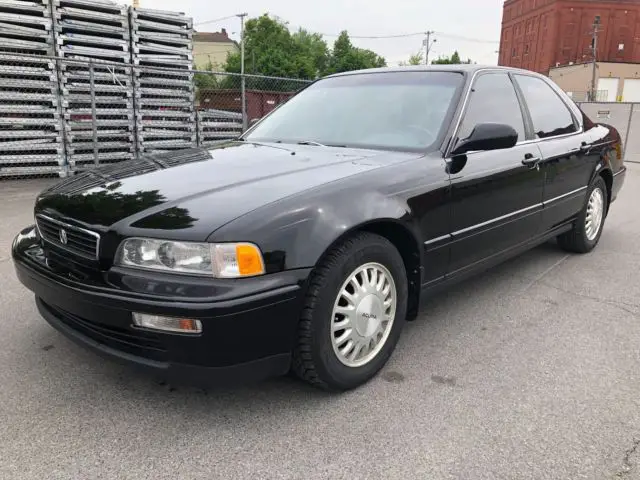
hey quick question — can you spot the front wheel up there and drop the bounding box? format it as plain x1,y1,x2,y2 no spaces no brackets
292,232,408,391
557,175,608,253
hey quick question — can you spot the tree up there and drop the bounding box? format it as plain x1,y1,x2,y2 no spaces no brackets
224,14,318,80
399,51,424,66
323,31,386,75
220,16,386,89
194,61,221,90
431,50,473,65
291,28,329,78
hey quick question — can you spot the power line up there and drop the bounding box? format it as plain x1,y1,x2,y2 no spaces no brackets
314,30,498,43
194,14,238,27
435,32,500,44
321,31,425,39
192,14,500,44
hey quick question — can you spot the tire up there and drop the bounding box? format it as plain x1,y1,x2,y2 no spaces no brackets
557,175,608,254
292,232,408,391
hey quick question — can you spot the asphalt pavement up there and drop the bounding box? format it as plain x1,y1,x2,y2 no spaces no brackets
1,169,639,480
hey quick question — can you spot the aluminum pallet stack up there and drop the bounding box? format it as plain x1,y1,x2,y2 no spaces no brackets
196,109,242,147
53,0,134,171
0,0,64,177
130,7,195,154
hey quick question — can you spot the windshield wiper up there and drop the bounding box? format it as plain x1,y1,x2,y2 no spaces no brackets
297,140,327,147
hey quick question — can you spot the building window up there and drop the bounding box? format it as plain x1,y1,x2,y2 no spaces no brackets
525,44,530,54
512,48,517,57
619,43,625,51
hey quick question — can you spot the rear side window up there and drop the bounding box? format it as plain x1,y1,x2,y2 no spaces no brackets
514,74,577,138
458,72,526,143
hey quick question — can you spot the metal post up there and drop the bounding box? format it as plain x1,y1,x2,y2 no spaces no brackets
239,13,248,131
590,16,600,102
624,103,634,160
54,57,70,177
88,61,99,167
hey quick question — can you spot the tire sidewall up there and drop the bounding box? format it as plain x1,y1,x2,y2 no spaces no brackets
309,237,408,390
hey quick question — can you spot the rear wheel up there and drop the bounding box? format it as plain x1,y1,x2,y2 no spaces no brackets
557,175,607,253
292,232,408,391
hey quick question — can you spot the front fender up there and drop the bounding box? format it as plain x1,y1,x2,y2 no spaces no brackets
208,188,417,273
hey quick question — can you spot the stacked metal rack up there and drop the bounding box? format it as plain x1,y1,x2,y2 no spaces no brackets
130,7,195,154
0,0,65,177
196,109,242,147
52,0,134,171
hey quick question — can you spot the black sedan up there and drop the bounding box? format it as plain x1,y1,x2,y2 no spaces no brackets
12,65,626,391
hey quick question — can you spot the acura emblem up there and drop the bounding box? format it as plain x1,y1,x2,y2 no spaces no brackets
59,228,67,245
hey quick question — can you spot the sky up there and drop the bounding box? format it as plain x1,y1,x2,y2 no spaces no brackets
126,0,505,66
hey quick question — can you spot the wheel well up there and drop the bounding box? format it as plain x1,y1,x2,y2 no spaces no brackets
599,168,613,213
354,221,422,321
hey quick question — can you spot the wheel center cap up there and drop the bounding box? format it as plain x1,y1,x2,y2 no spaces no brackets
355,294,383,337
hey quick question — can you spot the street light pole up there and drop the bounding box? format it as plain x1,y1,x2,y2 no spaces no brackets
423,31,436,65
238,12,248,130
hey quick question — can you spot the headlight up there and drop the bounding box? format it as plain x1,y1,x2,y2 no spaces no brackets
115,238,265,278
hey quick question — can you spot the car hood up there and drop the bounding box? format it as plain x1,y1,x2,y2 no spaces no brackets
36,142,417,241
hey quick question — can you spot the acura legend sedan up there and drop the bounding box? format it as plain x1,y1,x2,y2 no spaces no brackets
12,65,626,391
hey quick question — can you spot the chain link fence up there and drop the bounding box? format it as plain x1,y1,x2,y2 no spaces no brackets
0,52,312,179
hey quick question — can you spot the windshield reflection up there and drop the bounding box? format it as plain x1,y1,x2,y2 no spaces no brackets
245,71,464,152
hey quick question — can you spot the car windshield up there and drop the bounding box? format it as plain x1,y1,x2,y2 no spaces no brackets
243,71,464,152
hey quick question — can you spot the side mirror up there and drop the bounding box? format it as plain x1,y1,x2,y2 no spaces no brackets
249,117,261,127
451,123,518,156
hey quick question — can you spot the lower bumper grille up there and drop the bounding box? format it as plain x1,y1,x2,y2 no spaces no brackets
42,300,167,361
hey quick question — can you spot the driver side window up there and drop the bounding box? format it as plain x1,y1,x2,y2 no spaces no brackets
458,72,526,143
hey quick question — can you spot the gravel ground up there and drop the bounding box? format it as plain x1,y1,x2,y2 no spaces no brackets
0,168,639,480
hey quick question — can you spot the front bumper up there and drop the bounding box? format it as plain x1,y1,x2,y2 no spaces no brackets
12,226,310,386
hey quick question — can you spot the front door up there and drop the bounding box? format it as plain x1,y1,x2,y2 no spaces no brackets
446,71,545,277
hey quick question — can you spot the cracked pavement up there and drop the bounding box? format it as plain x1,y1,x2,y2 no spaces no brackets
1,166,640,480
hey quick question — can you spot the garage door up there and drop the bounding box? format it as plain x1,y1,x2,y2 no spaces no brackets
598,77,619,102
623,79,640,102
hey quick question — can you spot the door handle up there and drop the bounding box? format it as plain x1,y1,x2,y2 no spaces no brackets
522,153,542,168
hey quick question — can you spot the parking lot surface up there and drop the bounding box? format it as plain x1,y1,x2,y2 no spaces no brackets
1,169,639,480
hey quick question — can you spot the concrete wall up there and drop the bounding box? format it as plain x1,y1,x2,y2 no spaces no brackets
551,62,640,101
577,102,640,163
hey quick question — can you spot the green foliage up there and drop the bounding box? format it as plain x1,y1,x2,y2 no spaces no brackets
223,17,386,82
323,31,386,75
399,51,424,66
431,50,473,65
194,61,220,90
292,28,329,78
223,14,318,80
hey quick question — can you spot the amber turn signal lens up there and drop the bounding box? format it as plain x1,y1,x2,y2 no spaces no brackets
132,313,202,334
236,244,265,276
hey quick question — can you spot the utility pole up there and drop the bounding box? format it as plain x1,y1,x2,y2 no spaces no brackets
423,31,436,65
238,12,248,130
590,15,601,101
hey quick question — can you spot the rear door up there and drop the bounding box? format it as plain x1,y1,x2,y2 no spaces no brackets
446,71,545,277
512,74,599,232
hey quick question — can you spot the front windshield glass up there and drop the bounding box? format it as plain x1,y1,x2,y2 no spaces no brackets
244,71,464,151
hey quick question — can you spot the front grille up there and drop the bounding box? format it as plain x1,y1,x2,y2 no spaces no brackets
42,300,167,361
36,214,100,260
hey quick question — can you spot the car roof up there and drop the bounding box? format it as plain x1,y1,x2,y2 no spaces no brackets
324,64,542,78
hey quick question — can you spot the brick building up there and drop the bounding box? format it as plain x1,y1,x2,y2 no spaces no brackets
499,0,640,74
